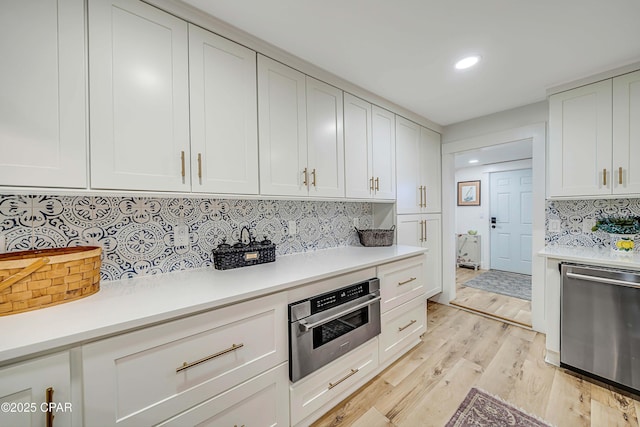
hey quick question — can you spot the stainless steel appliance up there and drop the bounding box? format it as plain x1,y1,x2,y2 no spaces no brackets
288,278,381,382
561,263,640,393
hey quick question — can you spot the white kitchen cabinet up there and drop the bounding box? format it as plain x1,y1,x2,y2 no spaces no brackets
379,297,426,364
0,352,73,427
157,363,289,427
89,0,190,192
396,214,442,298
258,55,345,198
396,116,441,213
188,24,258,195
0,0,86,188
82,292,287,426
344,94,396,200
548,70,640,197
377,254,426,313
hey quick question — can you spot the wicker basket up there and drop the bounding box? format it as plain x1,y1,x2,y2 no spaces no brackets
0,246,102,316
355,225,395,247
213,244,276,270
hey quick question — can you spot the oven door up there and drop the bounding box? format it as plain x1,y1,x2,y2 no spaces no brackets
289,293,381,382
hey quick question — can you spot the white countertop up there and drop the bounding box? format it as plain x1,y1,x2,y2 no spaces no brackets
539,245,640,269
0,245,427,364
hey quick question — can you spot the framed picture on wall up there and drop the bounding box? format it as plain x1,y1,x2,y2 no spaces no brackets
457,180,480,206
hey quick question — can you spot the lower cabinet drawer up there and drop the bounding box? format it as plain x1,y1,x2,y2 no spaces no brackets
157,363,289,426
378,255,426,313
82,292,287,426
379,297,426,364
289,338,379,426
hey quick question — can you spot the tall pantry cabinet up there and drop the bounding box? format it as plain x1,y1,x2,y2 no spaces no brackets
395,117,443,298
0,0,87,188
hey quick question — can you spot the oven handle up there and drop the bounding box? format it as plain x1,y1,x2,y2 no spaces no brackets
299,295,381,332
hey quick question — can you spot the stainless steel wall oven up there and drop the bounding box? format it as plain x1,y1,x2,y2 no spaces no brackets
288,278,381,382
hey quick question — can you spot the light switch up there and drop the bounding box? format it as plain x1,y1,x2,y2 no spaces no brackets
174,225,189,246
548,219,561,233
288,220,297,235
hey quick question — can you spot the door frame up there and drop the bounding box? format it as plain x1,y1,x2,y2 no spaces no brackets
436,123,546,333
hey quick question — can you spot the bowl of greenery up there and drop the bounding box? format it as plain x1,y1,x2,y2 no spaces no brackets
591,216,640,253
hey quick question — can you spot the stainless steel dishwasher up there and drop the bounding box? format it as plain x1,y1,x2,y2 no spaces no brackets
561,263,640,393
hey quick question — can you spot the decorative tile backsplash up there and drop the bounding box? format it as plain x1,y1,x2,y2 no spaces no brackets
0,195,373,281
545,198,640,247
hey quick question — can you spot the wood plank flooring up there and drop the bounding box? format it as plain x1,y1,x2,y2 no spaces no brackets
312,302,640,427
450,267,532,327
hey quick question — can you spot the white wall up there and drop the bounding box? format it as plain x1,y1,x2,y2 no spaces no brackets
455,159,533,270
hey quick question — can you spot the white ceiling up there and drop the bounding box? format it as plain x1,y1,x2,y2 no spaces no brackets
454,139,532,169
180,0,640,126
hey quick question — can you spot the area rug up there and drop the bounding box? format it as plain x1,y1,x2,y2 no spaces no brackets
446,388,552,427
463,269,531,301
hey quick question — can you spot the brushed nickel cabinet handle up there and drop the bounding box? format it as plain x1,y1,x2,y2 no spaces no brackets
181,151,185,178
312,169,317,187
398,319,417,332
375,177,379,191
419,220,425,242
370,177,374,192
328,368,359,390
423,220,427,241
398,277,417,286
603,168,607,186
46,387,54,427
419,186,423,207
303,168,308,186
619,167,623,185
197,153,202,180
176,343,244,373
423,186,427,208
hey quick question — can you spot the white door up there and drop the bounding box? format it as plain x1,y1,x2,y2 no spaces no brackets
490,169,533,275
613,70,640,195
257,55,308,196
344,93,373,199
371,106,396,200
395,117,421,214
306,77,344,198
89,0,190,191
0,0,86,188
188,24,258,195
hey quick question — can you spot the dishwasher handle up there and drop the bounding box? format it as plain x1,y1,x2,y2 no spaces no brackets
565,271,640,289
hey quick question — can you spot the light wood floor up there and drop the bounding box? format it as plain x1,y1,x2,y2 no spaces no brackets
450,267,532,327
312,302,640,427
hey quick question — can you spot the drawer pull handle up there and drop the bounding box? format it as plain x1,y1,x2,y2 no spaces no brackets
176,343,244,373
398,277,417,286
398,319,417,332
328,368,359,390
46,387,54,427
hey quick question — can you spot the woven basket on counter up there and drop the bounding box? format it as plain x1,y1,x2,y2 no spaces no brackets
355,225,395,247
0,246,102,316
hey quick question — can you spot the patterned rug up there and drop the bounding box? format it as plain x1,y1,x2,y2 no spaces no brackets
446,388,552,427
463,269,531,301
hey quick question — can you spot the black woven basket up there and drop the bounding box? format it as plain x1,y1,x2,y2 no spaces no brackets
355,225,395,247
212,243,276,270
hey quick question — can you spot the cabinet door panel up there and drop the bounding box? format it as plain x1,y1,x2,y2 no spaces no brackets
0,0,86,188
372,106,396,200
396,117,422,213
258,55,308,196
421,127,441,212
306,77,344,198
396,214,423,247
89,0,190,191
613,70,640,195
344,93,373,199
189,24,258,194
424,214,442,298
548,80,612,197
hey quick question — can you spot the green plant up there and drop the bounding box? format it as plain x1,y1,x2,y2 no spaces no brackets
591,216,640,234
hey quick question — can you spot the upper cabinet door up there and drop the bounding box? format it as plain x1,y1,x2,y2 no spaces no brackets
89,0,190,191
258,55,308,197
189,24,258,195
613,70,640,195
344,94,373,199
372,106,396,200
420,126,441,212
548,80,612,197
0,0,86,188
306,77,344,198
396,116,422,214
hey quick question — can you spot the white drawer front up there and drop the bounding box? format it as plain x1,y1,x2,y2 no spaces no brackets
379,297,426,364
290,339,379,426
158,363,289,427
378,255,426,313
83,292,287,426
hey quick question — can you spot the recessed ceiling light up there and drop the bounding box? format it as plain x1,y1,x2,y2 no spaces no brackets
468,159,479,164
455,55,481,70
